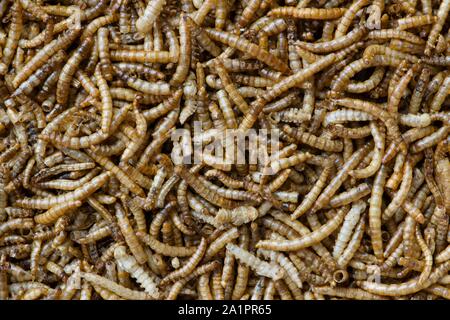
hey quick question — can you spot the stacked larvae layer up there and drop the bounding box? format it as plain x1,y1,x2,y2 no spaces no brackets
0,0,449,300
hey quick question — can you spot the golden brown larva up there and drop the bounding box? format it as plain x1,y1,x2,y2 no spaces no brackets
0,0,448,301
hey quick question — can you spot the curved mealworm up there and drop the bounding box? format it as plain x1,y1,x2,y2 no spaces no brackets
257,206,349,251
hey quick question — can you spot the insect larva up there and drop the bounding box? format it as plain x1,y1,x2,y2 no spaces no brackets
396,15,436,30
424,0,450,56
215,206,259,227
333,98,406,153
204,227,240,260
290,162,332,220
333,200,367,259
237,0,262,28
12,51,66,98
262,53,336,103
414,226,433,285
152,107,179,138
323,109,374,127
16,171,110,210
170,15,191,87
268,151,311,175
114,67,170,96
259,246,303,290
113,245,160,299
334,0,370,38
429,74,450,112
120,102,147,163
383,160,413,220
2,1,23,68
34,200,82,225
0,218,33,237
268,7,346,20
257,206,349,251
175,165,237,209
311,142,373,213
312,286,386,300
56,37,93,106
226,243,284,280
86,150,144,197
328,183,371,208
282,124,343,152
214,60,250,114
368,29,425,45
411,126,449,153
350,122,385,179
113,202,147,266
388,66,416,115
13,28,81,88
399,114,432,128
135,0,165,33
188,18,222,58
0,255,8,299
263,93,301,114
81,272,150,300
330,56,398,97
211,270,225,300
336,214,366,268
296,26,366,54
112,63,164,81
205,29,289,73
166,261,221,300
110,49,174,64
96,28,113,81
358,261,450,296
212,0,228,29
137,232,197,257
92,66,114,134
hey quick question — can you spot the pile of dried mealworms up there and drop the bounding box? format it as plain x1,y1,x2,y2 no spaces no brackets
0,0,449,300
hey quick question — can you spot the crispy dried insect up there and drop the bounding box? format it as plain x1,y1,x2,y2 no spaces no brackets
137,232,196,257
57,37,93,106
205,29,289,73
425,0,450,56
81,272,151,300
263,53,336,103
226,243,284,280
296,26,367,54
16,171,111,210
215,206,259,227
13,28,81,88
311,142,373,213
334,0,370,38
2,1,23,68
257,206,349,251
114,245,160,298
291,162,332,220
333,201,367,259
268,7,346,20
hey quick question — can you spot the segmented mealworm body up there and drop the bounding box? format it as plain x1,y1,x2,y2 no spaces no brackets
257,206,349,251
81,272,151,300
57,37,93,106
175,165,237,209
16,172,110,209
13,28,81,88
268,7,346,20
310,142,373,213
425,0,450,55
226,243,284,280
205,29,289,73
333,201,367,259
2,1,23,68
114,246,160,298
296,26,367,54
